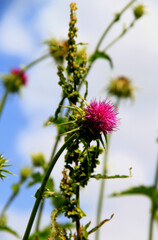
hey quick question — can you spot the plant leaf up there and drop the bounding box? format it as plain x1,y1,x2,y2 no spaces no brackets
88,214,114,235
0,225,20,238
88,51,113,68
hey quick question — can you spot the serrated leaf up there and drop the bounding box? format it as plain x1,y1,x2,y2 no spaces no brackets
88,51,113,68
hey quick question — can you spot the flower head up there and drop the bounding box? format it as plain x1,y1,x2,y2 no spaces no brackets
107,76,135,99
84,99,119,137
11,68,27,85
1,67,27,93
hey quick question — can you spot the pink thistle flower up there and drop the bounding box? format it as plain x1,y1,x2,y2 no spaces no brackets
11,68,27,85
84,99,119,136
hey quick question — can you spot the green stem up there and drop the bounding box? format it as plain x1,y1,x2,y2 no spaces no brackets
76,185,81,240
95,134,111,240
148,156,158,240
95,100,120,240
22,133,77,240
34,132,61,232
22,53,50,72
85,0,136,80
0,192,17,218
95,0,136,52
0,90,9,118
35,200,45,233
104,20,136,52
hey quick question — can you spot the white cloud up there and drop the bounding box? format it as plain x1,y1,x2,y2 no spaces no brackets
0,14,35,57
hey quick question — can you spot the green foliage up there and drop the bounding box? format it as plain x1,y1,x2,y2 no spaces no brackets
88,51,113,68
28,226,50,240
28,172,54,192
112,185,158,223
0,216,20,238
0,154,13,180
91,172,131,180
0,225,20,238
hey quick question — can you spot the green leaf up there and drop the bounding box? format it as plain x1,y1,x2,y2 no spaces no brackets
111,185,158,215
88,214,114,235
0,154,13,180
27,172,43,187
88,51,113,68
28,226,50,240
91,172,131,180
0,225,20,238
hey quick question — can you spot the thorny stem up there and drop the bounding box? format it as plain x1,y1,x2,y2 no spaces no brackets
0,90,9,119
148,154,158,240
22,133,77,240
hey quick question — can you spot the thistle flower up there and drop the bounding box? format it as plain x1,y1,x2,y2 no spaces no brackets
84,99,119,138
58,99,119,142
11,68,27,85
1,68,27,92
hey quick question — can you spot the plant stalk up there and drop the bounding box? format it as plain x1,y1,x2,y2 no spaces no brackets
76,185,81,240
34,132,61,232
95,134,111,240
0,90,9,119
35,200,45,233
22,133,77,240
148,155,158,240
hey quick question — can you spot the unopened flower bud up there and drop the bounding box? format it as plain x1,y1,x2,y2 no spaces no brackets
133,5,145,19
107,76,135,99
45,38,68,64
20,167,32,182
31,153,45,167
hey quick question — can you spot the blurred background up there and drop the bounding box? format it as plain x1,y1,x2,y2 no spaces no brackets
0,0,158,239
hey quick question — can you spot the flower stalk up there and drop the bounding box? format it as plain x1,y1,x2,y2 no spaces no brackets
148,155,158,240
22,132,77,240
0,90,9,118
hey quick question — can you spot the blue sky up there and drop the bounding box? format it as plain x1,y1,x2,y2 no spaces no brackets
0,0,158,239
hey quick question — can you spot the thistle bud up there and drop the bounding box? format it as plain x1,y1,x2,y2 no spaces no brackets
107,76,135,99
20,167,32,182
133,5,145,19
31,153,45,167
45,38,68,64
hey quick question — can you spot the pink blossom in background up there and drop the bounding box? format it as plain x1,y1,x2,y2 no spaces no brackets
11,68,27,85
